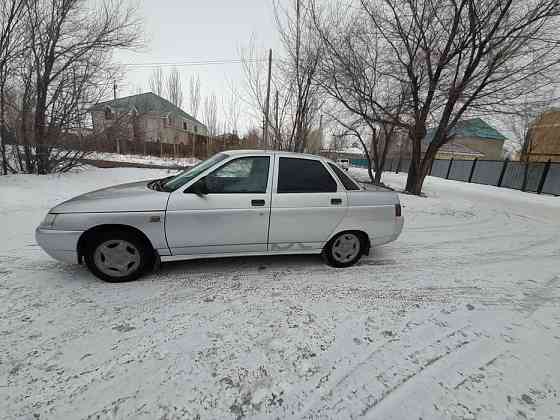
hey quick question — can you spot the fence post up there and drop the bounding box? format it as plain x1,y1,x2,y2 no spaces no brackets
468,158,478,183
497,159,509,187
537,159,552,194
521,161,529,192
445,158,454,179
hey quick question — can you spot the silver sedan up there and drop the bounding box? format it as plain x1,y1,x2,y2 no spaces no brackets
36,150,403,282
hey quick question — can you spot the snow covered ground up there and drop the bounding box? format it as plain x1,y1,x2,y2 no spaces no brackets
1,167,559,420
88,151,200,167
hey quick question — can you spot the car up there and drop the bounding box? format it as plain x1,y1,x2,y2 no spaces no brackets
337,158,350,170
36,150,404,282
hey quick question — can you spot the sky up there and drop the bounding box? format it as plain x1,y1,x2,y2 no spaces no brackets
113,0,281,132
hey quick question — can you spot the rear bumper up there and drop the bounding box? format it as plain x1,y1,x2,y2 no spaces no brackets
35,228,83,264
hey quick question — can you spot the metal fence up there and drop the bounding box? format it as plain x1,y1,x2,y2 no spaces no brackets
350,158,560,196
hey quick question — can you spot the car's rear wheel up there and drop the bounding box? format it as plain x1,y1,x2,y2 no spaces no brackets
324,232,364,268
84,231,151,282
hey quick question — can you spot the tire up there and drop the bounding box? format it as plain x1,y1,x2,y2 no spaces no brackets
323,231,364,268
84,230,152,282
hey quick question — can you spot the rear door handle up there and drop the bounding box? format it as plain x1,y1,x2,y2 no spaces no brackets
331,198,342,205
251,199,266,207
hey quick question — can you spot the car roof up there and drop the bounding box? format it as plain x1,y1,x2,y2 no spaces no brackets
224,149,324,160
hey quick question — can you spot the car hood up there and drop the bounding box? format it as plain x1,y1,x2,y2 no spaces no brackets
51,180,170,214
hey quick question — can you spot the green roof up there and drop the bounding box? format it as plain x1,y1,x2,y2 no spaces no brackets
424,118,507,143
89,92,204,126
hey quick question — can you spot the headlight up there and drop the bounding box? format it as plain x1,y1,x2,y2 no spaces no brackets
41,213,58,228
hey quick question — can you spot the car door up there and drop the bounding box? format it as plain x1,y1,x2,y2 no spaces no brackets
165,154,273,256
268,155,348,252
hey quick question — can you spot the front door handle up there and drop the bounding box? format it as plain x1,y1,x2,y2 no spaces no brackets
251,199,266,207
331,198,342,205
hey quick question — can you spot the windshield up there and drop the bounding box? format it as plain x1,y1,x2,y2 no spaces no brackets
163,153,228,191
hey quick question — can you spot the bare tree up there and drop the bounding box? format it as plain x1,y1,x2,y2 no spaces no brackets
25,0,142,174
148,68,164,97
240,0,324,153
203,93,219,137
0,0,26,174
311,1,407,184
240,37,292,150
189,74,201,118
353,0,560,194
166,67,183,108
226,88,241,135
274,0,324,152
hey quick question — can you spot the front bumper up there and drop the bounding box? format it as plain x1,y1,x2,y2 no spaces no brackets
35,227,83,264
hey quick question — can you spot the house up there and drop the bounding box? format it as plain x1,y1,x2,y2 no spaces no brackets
389,118,506,160
89,92,207,145
425,118,506,160
522,110,560,162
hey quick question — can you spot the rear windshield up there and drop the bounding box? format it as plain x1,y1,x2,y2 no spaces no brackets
328,162,361,190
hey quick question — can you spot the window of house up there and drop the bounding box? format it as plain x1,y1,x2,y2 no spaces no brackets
104,107,113,120
194,125,198,133
183,121,188,131
203,156,270,194
327,162,361,190
277,158,337,193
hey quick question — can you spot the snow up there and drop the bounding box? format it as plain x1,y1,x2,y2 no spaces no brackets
1,167,560,419
88,151,200,167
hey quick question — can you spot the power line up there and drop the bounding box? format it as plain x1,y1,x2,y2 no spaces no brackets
120,58,269,69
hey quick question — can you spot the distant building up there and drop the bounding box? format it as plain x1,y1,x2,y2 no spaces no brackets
89,92,207,145
389,118,506,160
522,110,560,162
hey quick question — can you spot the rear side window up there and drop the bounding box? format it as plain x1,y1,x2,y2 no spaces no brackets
328,162,361,190
277,157,337,193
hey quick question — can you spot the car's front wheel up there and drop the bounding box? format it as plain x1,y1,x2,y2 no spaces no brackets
84,230,152,282
324,231,364,268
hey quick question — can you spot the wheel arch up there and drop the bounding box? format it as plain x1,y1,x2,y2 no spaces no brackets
77,224,156,264
325,229,371,256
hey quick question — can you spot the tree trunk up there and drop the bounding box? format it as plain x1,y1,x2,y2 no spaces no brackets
0,79,7,175
404,127,427,194
34,80,49,174
374,169,382,185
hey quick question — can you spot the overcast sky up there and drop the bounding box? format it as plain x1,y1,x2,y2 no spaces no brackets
114,0,281,131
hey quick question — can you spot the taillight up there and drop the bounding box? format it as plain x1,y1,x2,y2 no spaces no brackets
395,203,402,217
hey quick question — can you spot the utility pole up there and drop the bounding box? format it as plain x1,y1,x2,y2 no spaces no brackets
319,114,324,151
263,48,272,150
113,80,120,154
274,90,279,150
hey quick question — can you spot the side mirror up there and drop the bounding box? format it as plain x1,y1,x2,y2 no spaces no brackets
186,178,208,195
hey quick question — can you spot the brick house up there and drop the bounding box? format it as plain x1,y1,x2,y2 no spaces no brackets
522,110,560,162
89,92,207,146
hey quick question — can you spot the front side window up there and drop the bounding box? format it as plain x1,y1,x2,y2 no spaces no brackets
277,157,337,193
163,153,228,191
205,156,270,193
328,162,361,190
